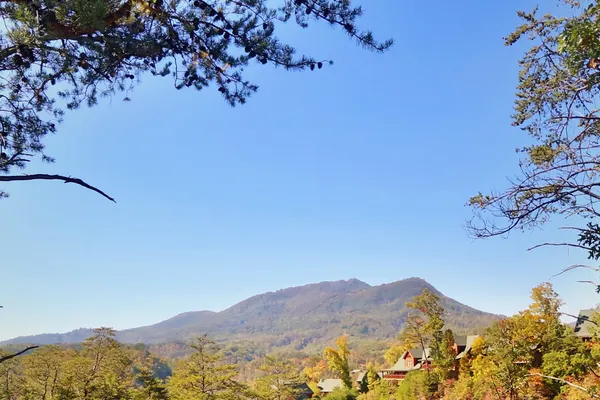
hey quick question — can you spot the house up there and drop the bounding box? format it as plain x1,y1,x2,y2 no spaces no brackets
288,383,314,400
317,379,343,396
454,335,480,359
380,348,432,382
574,309,597,342
380,335,481,382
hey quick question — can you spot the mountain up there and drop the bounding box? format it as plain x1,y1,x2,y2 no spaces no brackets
2,278,502,351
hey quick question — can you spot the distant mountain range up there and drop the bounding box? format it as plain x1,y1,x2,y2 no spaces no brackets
2,278,503,351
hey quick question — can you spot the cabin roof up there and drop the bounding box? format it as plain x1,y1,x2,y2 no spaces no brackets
574,309,597,339
456,335,480,359
408,348,432,360
383,355,411,372
383,349,429,372
355,371,383,382
317,379,343,393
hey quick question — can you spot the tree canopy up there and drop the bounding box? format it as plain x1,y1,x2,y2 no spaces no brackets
324,335,352,389
167,334,251,400
0,0,392,199
466,1,600,280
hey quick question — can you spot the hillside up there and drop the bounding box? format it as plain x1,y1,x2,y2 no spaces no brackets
2,278,502,351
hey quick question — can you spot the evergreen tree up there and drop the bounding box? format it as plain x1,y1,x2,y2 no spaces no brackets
133,363,169,400
69,327,134,400
167,334,249,400
430,329,456,380
0,0,391,199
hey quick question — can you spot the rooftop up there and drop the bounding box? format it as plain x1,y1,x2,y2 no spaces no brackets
574,309,598,339
317,379,343,393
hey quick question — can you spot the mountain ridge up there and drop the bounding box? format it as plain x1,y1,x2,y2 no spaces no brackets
2,277,503,350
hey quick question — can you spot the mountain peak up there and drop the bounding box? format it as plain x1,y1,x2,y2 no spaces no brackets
1,277,501,348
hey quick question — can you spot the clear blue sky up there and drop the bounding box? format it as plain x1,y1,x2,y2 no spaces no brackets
1,0,596,341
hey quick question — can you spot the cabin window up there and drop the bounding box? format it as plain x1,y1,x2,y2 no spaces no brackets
406,359,413,368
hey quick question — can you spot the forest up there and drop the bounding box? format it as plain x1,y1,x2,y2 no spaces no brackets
3,0,600,399
0,282,597,400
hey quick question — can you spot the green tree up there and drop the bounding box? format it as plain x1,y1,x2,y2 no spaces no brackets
542,349,593,397
324,386,357,400
383,345,404,367
467,283,589,399
323,335,352,390
357,362,379,394
365,362,379,393
167,334,249,400
465,0,600,285
67,327,135,400
254,356,305,400
133,363,169,400
0,345,39,365
399,289,444,358
0,348,25,400
20,345,68,400
395,371,429,400
392,289,446,397
0,0,391,199
430,329,456,380
360,378,393,400
475,319,530,400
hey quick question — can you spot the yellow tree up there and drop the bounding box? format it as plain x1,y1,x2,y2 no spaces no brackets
303,359,327,383
323,335,352,389
303,358,327,396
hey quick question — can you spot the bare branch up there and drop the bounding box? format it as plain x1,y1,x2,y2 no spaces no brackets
527,242,590,252
0,346,38,364
0,174,116,202
560,311,600,327
551,264,600,279
529,373,600,398
577,280,600,287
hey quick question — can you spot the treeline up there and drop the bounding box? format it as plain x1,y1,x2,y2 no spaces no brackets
0,329,326,400
1,282,597,399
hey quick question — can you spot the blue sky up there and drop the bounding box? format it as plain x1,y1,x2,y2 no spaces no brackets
1,0,597,341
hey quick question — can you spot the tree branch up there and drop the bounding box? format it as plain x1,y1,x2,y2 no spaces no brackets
0,174,116,202
529,373,600,397
527,242,590,252
551,264,600,279
560,312,600,327
0,345,38,364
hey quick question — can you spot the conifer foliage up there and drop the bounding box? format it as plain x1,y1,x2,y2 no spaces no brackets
0,0,392,198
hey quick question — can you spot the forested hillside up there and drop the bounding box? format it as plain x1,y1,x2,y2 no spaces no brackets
3,278,501,354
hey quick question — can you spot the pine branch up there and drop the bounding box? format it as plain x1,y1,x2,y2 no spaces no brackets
0,174,116,202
